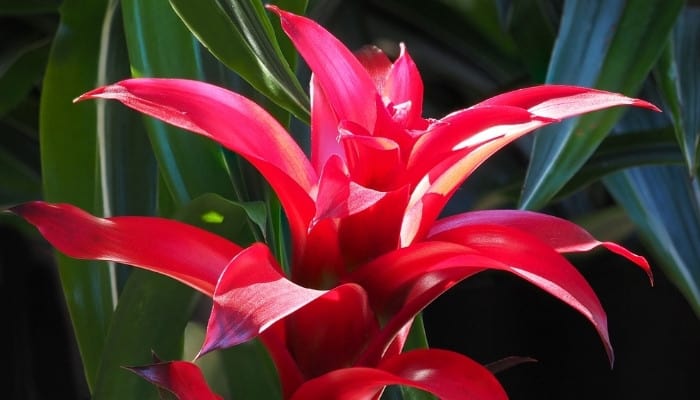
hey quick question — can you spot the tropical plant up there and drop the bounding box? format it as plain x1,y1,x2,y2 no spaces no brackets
2,0,698,399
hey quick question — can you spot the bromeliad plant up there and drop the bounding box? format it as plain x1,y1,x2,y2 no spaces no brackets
10,7,658,400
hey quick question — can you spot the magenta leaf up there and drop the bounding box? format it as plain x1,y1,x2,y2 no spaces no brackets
199,243,362,357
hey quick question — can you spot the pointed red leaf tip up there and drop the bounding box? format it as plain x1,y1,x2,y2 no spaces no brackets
10,201,240,296
430,210,653,285
126,360,222,400
267,4,379,134
475,85,660,119
198,243,367,358
290,349,507,400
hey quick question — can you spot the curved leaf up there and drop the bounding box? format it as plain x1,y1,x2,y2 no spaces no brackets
290,349,507,400
519,0,682,210
11,201,242,296
199,243,360,355
350,235,614,365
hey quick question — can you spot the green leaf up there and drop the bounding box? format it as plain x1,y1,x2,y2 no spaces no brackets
93,271,197,400
655,8,700,174
121,0,236,207
519,0,683,210
604,166,700,318
558,127,683,198
39,0,113,390
218,339,283,400
173,193,262,244
168,0,310,122
600,31,700,319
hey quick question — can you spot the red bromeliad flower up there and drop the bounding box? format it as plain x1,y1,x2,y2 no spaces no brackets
10,7,658,400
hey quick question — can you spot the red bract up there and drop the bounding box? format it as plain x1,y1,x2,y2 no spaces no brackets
10,7,658,400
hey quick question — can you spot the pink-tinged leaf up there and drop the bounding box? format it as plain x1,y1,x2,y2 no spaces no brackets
76,78,317,248
286,284,379,379
349,242,491,364
291,349,507,400
401,129,544,247
199,243,360,356
268,6,379,133
293,217,344,288
126,360,222,400
339,123,403,190
356,45,393,95
313,156,385,223
337,183,410,269
406,106,553,185
430,209,652,283
474,84,660,118
310,74,344,172
11,201,240,296
385,44,424,128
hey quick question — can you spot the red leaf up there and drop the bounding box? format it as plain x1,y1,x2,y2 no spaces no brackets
339,123,403,190
268,6,379,134
286,283,379,379
401,86,659,245
475,84,660,117
355,45,392,95
350,228,616,365
430,209,652,283
405,106,551,186
199,243,361,357
310,74,344,172
11,202,240,296
429,223,615,363
384,44,424,128
127,360,222,400
290,349,507,400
